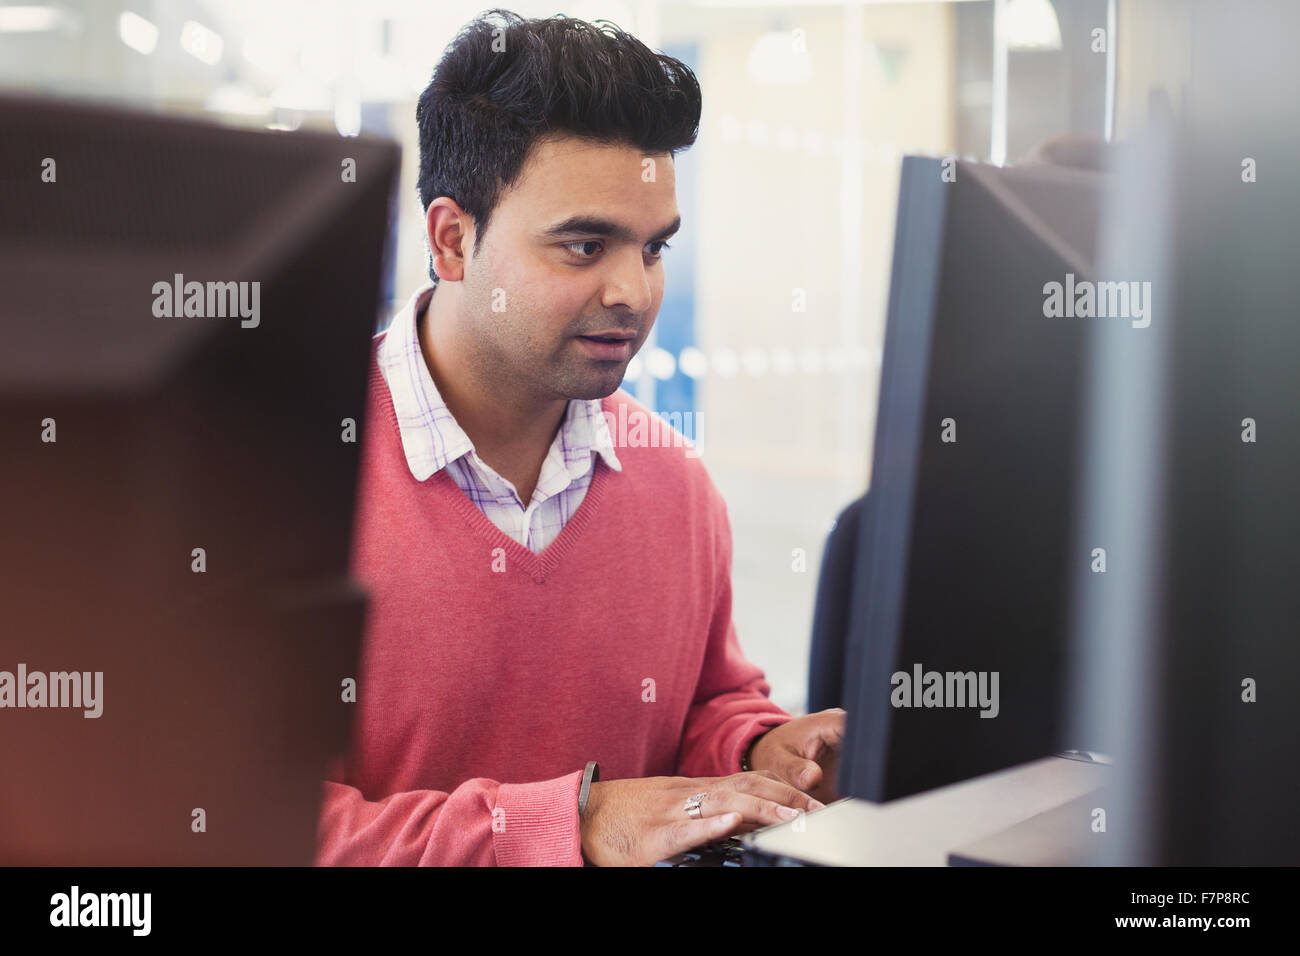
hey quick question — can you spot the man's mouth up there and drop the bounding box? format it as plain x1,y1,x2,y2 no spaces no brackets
577,331,637,343
576,331,636,360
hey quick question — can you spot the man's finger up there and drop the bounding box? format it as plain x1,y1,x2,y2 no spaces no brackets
688,789,806,828
720,769,824,810
754,742,823,790
790,758,822,790
660,813,740,862
799,710,847,758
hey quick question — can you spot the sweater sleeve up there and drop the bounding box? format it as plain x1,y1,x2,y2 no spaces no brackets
314,758,585,866
674,488,794,779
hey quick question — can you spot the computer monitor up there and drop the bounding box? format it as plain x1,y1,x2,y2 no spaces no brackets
839,156,1111,803
0,94,399,863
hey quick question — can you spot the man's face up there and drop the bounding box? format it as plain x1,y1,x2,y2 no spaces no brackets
456,134,679,401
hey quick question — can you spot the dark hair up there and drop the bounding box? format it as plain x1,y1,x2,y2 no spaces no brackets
415,8,702,284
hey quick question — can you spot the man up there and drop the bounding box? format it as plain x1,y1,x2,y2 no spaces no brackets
315,9,845,867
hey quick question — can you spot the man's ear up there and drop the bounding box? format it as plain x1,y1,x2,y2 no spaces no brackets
426,197,471,282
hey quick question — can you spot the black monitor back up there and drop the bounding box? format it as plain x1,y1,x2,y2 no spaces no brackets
841,157,1108,802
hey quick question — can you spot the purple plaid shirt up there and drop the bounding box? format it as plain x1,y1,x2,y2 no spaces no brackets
375,282,623,553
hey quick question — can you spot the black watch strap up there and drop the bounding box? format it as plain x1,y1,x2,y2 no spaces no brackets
741,729,769,772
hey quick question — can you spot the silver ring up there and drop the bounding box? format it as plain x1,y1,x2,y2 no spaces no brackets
683,792,707,819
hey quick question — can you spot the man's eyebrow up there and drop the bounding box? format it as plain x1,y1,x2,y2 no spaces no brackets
539,214,682,242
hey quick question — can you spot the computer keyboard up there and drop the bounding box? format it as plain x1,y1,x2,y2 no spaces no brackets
654,836,748,867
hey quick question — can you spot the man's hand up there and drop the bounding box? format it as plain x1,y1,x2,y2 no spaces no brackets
579,771,825,866
749,707,846,806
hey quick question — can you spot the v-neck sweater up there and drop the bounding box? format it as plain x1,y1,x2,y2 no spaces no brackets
314,335,792,866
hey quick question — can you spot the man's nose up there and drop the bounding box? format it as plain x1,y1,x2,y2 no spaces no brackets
601,249,654,314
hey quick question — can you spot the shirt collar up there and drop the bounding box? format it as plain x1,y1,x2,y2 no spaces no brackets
376,281,623,483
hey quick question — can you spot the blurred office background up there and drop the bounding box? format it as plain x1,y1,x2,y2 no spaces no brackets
0,0,1189,714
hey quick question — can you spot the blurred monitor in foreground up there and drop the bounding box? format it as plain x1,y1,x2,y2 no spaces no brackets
0,94,399,864
1069,0,1300,866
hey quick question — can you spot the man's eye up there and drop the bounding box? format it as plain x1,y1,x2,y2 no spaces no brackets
564,240,603,258
562,240,672,259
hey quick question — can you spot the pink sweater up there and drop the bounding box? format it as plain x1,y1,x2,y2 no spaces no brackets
314,338,793,866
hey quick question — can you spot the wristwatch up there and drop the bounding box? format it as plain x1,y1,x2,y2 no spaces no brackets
741,732,765,772
578,760,599,817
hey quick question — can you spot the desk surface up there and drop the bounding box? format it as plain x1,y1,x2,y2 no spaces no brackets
745,754,1109,866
